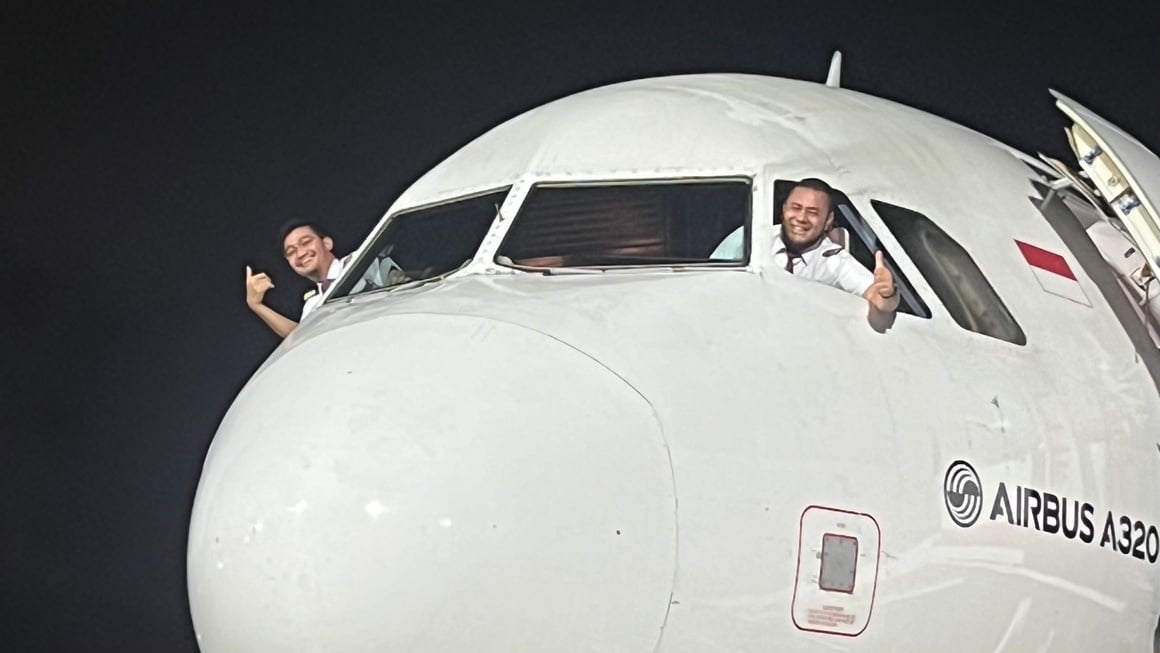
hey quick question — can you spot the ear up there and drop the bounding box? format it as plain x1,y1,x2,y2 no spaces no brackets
322,236,335,252
823,210,836,232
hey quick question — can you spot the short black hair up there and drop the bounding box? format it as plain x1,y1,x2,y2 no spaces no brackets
789,177,835,212
277,219,331,253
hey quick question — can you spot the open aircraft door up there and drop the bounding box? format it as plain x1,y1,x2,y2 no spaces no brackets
1054,90,1160,277
1054,94,1160,652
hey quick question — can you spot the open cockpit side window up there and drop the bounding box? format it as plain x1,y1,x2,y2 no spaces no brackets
331,188,509,299
871,200,1026,345
772,180,931,318
495,179,750,269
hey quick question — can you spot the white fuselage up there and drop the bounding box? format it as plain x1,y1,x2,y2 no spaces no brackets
188,74,1160,652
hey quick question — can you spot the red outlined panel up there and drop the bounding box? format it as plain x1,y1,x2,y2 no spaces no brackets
791,505,881,638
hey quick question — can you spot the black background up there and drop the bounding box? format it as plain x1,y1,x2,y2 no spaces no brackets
3,2,1158,651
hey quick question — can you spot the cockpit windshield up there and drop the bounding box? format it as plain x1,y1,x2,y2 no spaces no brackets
496,179,750,268
331,188,508,298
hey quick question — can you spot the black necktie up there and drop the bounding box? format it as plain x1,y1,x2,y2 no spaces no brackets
784,247,799,273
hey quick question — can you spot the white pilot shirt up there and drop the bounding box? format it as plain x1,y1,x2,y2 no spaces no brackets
773,233,874,297
301,256,347,319
710,227,874,297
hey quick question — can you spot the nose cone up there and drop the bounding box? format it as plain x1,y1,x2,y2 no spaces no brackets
188,314,676,652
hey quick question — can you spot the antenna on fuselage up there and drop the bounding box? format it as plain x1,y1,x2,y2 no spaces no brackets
825,50,842,88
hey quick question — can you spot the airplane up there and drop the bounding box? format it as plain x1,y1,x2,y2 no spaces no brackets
186,53,1160,652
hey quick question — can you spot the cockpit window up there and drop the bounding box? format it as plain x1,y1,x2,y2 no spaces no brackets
871,199,1026,345
495,179,750,268
331,188,508,298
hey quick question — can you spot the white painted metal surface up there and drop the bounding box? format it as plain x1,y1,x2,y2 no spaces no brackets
188,73,1160,652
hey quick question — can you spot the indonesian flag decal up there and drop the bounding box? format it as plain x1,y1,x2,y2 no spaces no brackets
1015,240,1090,306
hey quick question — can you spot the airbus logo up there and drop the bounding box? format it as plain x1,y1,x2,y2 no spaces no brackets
944,460,983,528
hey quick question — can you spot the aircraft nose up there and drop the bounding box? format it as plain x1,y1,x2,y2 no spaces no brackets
187,313,677,653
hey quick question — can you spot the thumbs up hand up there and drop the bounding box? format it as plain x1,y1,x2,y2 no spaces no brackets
245,265,275,308
864,251,900,313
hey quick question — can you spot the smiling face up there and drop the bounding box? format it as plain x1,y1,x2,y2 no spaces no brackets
283,225,336,282
780,186,834,249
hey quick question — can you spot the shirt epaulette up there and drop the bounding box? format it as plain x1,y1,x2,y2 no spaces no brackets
822,247,843,257
303,289,318,301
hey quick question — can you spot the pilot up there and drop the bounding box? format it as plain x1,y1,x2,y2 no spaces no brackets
245,220,349,339
713,177,900,319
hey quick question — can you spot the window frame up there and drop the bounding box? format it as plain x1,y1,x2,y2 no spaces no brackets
492,176,755,271
327,186,511,301
869,198,1027,346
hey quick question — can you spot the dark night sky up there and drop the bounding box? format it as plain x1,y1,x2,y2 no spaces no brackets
2,2,1158,651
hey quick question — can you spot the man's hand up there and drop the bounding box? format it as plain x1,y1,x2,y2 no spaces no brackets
243,265,297,338
245,265,275,307
863,251,900,314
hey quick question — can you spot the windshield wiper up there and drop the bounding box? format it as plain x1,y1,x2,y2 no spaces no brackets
495,256,606,274
587,253,728,264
